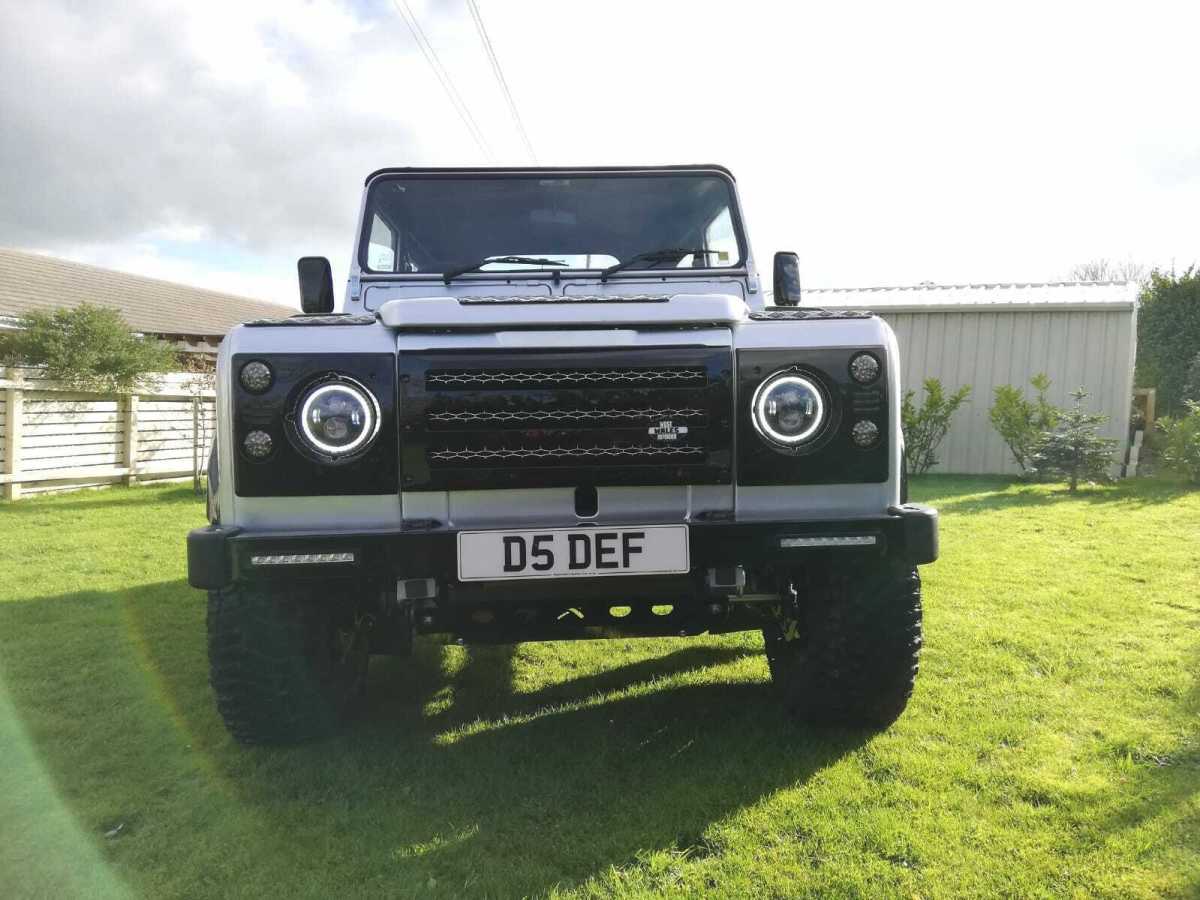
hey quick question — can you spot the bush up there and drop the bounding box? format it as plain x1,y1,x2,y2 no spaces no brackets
1136,268,1200,415
0,303,176,392
1182,350,1200,405
989,373,1058,474
1029,389,1117,492
901,378,972,475
1157,401,1200,484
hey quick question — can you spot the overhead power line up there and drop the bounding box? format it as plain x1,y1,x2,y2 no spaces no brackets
390,0,495,162
465,0,538,164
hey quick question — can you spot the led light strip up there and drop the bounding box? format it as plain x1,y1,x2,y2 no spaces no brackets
778,535,877,548
250,553,356,566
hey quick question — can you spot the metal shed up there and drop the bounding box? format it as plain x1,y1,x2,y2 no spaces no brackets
809,282,1139,476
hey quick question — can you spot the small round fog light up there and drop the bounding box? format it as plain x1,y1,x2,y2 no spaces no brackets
240,361,273,393
849,352,880,384
243,430,273,459
851,419,880,448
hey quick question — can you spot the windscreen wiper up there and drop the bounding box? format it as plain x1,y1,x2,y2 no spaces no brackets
442,255,567,285
599,248,721,283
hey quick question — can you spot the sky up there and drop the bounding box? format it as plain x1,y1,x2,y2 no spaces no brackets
1,0,1198,308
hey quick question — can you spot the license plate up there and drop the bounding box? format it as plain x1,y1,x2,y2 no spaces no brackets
457,525,690,582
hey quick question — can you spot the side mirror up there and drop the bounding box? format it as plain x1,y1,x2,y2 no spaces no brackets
772,251,802,307
297,256,334,314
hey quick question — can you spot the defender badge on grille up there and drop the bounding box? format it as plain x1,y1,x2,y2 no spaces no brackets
648,420,689,442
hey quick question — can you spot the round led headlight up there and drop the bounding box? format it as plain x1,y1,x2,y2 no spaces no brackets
295,377,381,458
849,352,880,384
751,371,827,450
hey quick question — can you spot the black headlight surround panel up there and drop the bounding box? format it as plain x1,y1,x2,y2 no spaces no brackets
737,347,889,485
233,353,398,497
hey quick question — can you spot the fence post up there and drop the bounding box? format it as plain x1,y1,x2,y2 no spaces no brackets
192,395,201,494
3,376,24,501
123,394,140,486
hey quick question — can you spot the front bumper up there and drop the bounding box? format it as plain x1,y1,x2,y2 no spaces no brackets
187,504,938,591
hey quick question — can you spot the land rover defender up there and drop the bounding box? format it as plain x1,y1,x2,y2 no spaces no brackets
187,165,938,744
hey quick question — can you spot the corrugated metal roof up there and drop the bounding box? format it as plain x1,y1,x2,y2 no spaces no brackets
0,248,294,337
802,280,1139,311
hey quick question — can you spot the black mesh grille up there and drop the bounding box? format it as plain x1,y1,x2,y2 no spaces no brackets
399,348,732,490
425,367,705,388
427,405,707,426
749,309,874,320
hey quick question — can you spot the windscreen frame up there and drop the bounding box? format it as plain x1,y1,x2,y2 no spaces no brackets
356,168,750,280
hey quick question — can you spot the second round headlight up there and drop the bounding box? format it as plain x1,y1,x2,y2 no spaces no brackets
751,372,827,449
296,377,381,458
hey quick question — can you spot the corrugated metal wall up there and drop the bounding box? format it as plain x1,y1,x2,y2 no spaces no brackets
878,307,1136,475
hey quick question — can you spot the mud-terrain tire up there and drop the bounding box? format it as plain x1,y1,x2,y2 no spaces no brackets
207,585,368,744
763,564,922,728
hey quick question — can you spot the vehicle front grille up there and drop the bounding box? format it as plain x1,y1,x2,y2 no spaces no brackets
399,347,733,491
428,444,706,462
426,406,707,425
425,367,705,388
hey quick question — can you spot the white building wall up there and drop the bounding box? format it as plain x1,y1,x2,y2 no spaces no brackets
876,306,1136,475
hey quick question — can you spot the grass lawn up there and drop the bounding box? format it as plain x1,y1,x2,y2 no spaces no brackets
0,477,1197,898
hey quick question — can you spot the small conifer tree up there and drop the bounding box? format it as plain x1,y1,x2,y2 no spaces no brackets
1029,389,1116,491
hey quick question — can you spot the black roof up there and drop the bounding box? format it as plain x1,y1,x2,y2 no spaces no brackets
364,164,736,185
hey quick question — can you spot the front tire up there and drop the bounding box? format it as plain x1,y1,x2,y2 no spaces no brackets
763,563,922,728
207,585,369,744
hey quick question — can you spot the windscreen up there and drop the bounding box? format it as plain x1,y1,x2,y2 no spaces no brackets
360,173,745,275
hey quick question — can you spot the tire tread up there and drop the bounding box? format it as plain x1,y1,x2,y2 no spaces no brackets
207,586,354,744
764,564,923,727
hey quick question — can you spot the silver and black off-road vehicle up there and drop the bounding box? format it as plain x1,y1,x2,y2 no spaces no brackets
188,165,937,744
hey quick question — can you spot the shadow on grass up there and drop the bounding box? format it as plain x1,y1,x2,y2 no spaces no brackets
0,579,867,897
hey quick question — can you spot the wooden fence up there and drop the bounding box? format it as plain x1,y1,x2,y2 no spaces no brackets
0,367,215,500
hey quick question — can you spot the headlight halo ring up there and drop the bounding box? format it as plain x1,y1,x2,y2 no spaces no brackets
750,368,831,453
291,373,382,461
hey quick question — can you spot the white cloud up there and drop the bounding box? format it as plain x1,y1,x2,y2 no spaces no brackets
1,0,1198,302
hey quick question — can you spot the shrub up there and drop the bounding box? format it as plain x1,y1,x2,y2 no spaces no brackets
901,378,972,475
0,303,176,392
989,373,1059,474
1182,350,1200,405
1029,389,1117,491
1157,401,1200,484
1136,268,1200,414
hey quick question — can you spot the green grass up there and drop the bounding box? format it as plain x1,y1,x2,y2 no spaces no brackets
0,477,1197,899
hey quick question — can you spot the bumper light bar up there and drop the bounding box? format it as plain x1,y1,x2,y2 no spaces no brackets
251,552,356,566
779,535,877,548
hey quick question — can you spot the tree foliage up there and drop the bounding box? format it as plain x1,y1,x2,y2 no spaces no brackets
1156,401,1200,485
1137,268,1200,415
901,378,972,475
989,373,1059,473
1181,350,1200,406
1029,389,1116,491
0,303,177,392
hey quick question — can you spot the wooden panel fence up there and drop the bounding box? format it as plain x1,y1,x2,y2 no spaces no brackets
0,367,215,499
